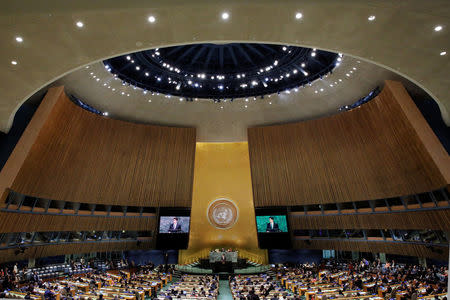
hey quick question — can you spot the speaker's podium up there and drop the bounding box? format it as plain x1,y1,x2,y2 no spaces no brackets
209,251,238,273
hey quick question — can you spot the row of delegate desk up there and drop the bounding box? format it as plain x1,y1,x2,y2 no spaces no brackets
5,271,172,300
279,271,446,300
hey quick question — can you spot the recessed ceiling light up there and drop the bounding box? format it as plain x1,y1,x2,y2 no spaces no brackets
295,12,303,19
15,36,23,43
269,102,272,104
11,60,17,65
148,16,156,23
320,88,324,92
103,112,108,116
221,12,229,20
314,90,318,93
434,25,443,32
220,106,223,109
244,105,247,108
368,15,375,21
76,21,84,28
440,51,447,56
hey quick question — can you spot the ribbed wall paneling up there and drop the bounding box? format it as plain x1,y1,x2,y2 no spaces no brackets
0,240,152,264
293,239,448,261
10,87,196,207
248,81,448,206
0,211,156,233
288,209,450,231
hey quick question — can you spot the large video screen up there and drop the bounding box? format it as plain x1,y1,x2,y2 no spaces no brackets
159,216,190,234
256,215,288,233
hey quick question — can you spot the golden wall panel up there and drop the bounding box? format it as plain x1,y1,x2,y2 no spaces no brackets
181,142,265,263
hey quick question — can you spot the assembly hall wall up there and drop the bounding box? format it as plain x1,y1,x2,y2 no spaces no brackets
248,80,450,207
0,86,196,208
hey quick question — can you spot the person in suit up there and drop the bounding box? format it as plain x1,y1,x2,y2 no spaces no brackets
266,217,280,232
168,217,182,233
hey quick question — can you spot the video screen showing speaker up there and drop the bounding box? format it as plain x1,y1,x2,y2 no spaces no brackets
156,208,190,249
159,216,190,234
256,215,288,233
256,208,291,249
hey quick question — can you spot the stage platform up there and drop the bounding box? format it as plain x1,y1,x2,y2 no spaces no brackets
175,262,270,275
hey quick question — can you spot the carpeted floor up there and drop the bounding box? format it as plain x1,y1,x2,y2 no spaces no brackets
218,279,233,300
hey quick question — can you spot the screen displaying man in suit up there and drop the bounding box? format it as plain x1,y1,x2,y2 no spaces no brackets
266,217,280,232
168,217,182,233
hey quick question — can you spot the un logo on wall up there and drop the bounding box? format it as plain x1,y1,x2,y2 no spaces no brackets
207,198,239,229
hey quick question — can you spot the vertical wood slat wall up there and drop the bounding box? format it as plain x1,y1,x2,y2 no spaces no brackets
288,209,450,230
0,211,156,233
8,87,196,207
293,239,448,261
0,241,153,264
248,81,449,207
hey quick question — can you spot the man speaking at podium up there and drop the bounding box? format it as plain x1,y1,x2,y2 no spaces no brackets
266,217,280,232
168,217,182,233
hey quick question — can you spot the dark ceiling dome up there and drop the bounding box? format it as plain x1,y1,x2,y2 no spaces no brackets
104,43,340,100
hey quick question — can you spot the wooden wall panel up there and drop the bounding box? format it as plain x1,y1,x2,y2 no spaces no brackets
9,87,196,207
293,239,448,261
248,81,449,206
289,209,450,231
0,211,156,233
0,87,66,208
0,240,152,264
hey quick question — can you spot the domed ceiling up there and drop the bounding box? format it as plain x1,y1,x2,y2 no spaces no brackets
103,43,339,100
50,43,427,142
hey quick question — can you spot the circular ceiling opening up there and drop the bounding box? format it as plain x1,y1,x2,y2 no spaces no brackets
104,43,340,100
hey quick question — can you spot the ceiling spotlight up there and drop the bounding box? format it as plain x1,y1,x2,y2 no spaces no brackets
434,25,443,32
176,83,181,90
320,88,324,92
301,63,306,67
136,66,140,70
103,112,108,116
221,12,230,20
295,12,303,19
245,105,248,108
148,100,152,102
11,60,17,65
311,52,316,57
76,21,84,28
145,72,149,76
368,15,376,21
282,46,287,51
126,56,131,60
15,36,23,43
148,16,156,23
337,57,342,62
269,102,272,104
440,51,447,56
245,98,249,102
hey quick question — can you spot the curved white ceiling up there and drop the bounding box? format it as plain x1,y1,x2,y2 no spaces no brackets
1,0,449,133
53,56,421,142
